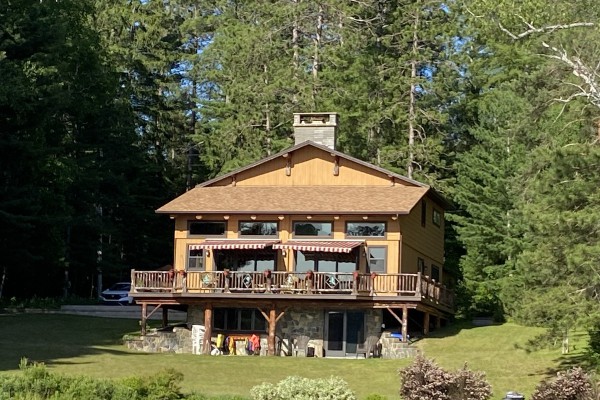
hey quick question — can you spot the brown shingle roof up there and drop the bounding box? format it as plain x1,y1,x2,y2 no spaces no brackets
156,185,429,214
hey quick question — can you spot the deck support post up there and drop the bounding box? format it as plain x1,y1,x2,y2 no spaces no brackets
141,303,147,336
401,305,408,343
203,304,213,355
162,307,169,328
435,316,442,330
423,312,430,335
268,307,277,356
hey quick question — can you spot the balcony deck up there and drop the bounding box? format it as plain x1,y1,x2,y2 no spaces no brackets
130,270,453,311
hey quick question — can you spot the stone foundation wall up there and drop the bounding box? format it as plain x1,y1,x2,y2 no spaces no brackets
125,306,417,359
124,327,193,353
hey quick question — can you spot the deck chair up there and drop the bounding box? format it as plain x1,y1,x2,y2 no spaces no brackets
356,335,379,359
294,335,310,357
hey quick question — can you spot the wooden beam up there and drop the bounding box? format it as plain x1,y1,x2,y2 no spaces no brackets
162,307,169,328
203,304,213,355
275,309,286,323
423,312,430,335
385,306,403,325
401,306,408,343
141,303,147,336
268,307,277,356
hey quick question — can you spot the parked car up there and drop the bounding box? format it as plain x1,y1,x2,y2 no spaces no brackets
100,282,134,305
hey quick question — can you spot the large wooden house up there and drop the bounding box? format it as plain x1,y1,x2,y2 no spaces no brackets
131,112,453,358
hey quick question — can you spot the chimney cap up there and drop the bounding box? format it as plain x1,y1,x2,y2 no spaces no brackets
293,112,339,126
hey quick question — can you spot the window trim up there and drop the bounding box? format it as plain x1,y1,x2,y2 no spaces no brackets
417,257,427,275
186,245,205,271
238,220,279,237
431,265,440,282
292,220,334,238
214,249,277,272
344,221,387,238
293,249,359,273
367,246,387,274
213,308,267,332
187,220,227,237
432,209,442,227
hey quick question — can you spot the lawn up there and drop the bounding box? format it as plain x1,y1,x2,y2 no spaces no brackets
0,313,588,399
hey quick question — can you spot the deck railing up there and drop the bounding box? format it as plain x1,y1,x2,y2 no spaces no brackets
131,270,454,308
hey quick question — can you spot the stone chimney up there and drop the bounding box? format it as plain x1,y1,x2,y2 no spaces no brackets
293,112,339,150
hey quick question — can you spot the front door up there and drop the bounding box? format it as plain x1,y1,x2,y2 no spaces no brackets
325,310,365,357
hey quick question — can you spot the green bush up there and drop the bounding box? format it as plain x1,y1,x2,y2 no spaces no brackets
0,359,191,400
399,356,492,400
250,375,356,400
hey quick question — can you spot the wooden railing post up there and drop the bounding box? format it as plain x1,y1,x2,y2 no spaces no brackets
352,271,359,295
416,272,422,297
131,269,137,292
305,271,314,294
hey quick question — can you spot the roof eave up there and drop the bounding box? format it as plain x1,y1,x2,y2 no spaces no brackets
156,210,411,215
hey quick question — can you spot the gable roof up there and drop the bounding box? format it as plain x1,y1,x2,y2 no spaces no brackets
198,140,426,188
157,141,450,214
157,185,429,214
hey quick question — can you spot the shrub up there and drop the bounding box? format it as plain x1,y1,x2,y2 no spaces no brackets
531,367,594,400
250,375,357,400
0,359,189,400
399,356,492,400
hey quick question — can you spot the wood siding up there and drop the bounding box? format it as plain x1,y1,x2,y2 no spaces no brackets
210,146,411,187
399,197,444,281
172,214,401,275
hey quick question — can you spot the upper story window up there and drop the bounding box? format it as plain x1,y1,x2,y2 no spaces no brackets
189,221,226,236
368,247,387,273
417,257,427,275
293,221,333,237
431,265,440,282
187,247,205,270
346,222,386,237
239,221,278,236
432,209,442,227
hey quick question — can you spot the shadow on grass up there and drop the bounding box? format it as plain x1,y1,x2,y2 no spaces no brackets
0,313,142,371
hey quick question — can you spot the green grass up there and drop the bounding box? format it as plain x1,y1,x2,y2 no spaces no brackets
0,314,590,399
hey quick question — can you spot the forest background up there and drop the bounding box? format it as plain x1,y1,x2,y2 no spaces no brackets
1,0,599,356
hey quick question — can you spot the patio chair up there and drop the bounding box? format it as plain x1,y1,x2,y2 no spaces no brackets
355,335,379,359
293,335,310,357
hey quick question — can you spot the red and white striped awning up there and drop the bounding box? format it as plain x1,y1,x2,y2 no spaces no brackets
272,240,363,254
189,239,280,250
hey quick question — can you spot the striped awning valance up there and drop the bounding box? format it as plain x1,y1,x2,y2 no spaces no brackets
189,239,280,250
272,240,363,254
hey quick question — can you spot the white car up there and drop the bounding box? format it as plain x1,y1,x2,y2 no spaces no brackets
100,282,134,305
